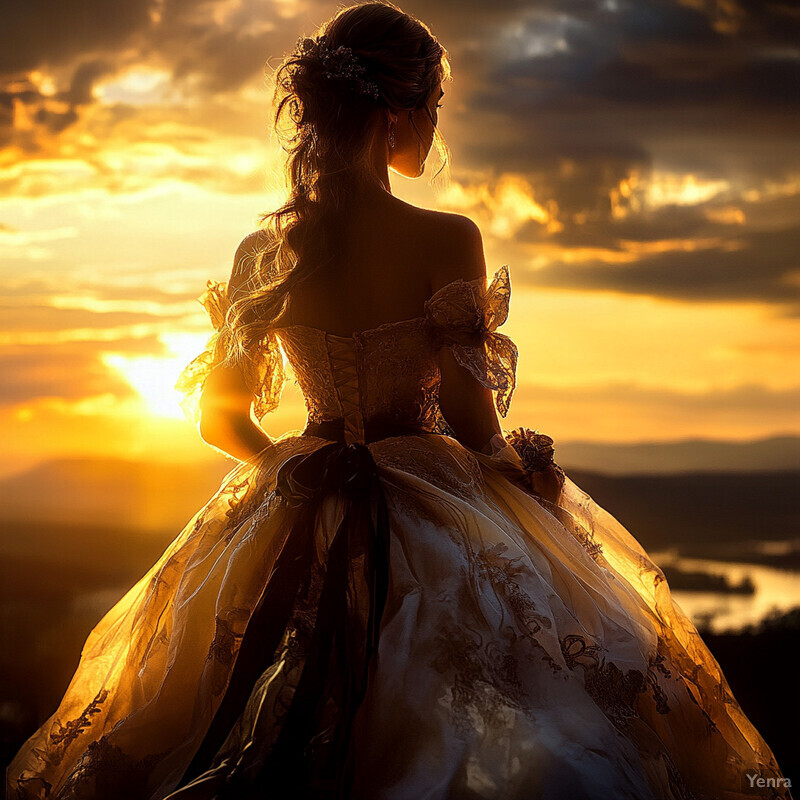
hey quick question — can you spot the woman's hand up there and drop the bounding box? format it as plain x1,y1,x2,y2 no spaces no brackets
529,464,565,505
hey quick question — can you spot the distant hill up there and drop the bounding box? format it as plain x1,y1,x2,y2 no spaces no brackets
556,434,800,475
565,468,800,551
0,451,797,554
0,456,233,533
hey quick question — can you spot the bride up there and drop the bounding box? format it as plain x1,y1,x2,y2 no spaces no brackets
6,3,792,799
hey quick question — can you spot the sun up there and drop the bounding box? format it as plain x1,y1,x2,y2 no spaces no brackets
103,333,210,419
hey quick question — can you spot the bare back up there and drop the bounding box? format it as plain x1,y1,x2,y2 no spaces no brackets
268,191,486,336
224,191,498,452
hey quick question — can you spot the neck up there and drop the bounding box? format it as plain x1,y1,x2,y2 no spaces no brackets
367,125,393,195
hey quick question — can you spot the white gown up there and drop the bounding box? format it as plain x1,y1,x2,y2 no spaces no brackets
6,266,792,799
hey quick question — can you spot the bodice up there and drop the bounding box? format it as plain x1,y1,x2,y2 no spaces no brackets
274,318,442,444
177,266,519,445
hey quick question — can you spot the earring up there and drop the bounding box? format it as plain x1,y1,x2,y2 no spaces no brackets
388,125,395,149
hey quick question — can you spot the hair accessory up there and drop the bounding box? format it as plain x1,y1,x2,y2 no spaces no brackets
297,35,381,100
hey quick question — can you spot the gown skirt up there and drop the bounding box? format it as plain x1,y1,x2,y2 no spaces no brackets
5,416,792,800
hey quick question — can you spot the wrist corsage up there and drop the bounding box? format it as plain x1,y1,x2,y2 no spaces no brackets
504,427,566,498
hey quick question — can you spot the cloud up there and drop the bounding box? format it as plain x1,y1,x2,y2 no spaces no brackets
518,377,800,415
3,0,800,317
77,285,201,304
0,0,293,178
0,1,151,74
526,223,800,313
436,174,561,237
0,0,796,450
0,304,184,333
0,335,165,405
0,278,198,305
424,0,800,315
479,0,800,110
508,377,800,445
438,1,798,320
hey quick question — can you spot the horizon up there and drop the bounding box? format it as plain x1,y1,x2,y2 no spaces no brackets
1,432,800,485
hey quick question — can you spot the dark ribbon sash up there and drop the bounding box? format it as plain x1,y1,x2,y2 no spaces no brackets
183,419,427,799
264,436,390,795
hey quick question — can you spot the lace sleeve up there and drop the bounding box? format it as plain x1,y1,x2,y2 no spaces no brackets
175,279,286,424
424,264,518,417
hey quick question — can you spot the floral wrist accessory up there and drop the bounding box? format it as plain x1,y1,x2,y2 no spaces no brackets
504,427,566,486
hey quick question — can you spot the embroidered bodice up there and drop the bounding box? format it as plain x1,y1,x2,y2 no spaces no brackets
177,266,518,445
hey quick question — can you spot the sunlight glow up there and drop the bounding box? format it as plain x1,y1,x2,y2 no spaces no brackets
645,172,730,208
704,206,746,225
29,70,57,97
102,332,209,419
439,175,562,237
93,67,181,106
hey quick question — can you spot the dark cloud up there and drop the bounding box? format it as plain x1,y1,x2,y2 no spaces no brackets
538,204,726,247
31,104,79,136
0,0,287,152
165,26,283,96
467,1,800,151
1,0,151,73
524,223,800,313
543,49,800,111
418,0,800,313
1,68,119,151
520,185,800,249
62,59,115,105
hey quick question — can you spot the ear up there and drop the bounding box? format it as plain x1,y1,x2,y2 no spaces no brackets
385,108,399,126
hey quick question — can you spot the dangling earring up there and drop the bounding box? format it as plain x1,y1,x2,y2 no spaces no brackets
388,124,396,149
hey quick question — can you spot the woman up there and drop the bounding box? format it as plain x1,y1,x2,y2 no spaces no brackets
6,3,792,799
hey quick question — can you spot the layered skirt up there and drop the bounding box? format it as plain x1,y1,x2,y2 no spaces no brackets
6,425,791,799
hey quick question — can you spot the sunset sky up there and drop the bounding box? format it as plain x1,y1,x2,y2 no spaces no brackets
3,0,799,477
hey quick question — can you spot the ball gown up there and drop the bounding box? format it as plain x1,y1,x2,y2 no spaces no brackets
6,264,792,800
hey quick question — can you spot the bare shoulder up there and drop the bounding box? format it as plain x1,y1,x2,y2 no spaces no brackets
229,228,277,295
232,228,275,275
399,203,487,290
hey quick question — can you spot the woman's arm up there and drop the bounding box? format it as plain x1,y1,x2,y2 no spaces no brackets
438,347,503,454
198,365,273,462
433,216,503,455
433,217,563,504
197,232,277,462
440,364,563,503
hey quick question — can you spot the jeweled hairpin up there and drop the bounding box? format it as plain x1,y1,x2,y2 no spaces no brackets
297,34,381,100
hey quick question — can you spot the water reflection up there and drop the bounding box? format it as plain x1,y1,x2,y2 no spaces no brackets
651,548,800,633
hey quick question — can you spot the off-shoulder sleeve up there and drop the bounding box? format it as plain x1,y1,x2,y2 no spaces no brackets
175,279,286,425
423,264,518,417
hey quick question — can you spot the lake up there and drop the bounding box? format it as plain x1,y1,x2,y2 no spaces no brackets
651,547,800,633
